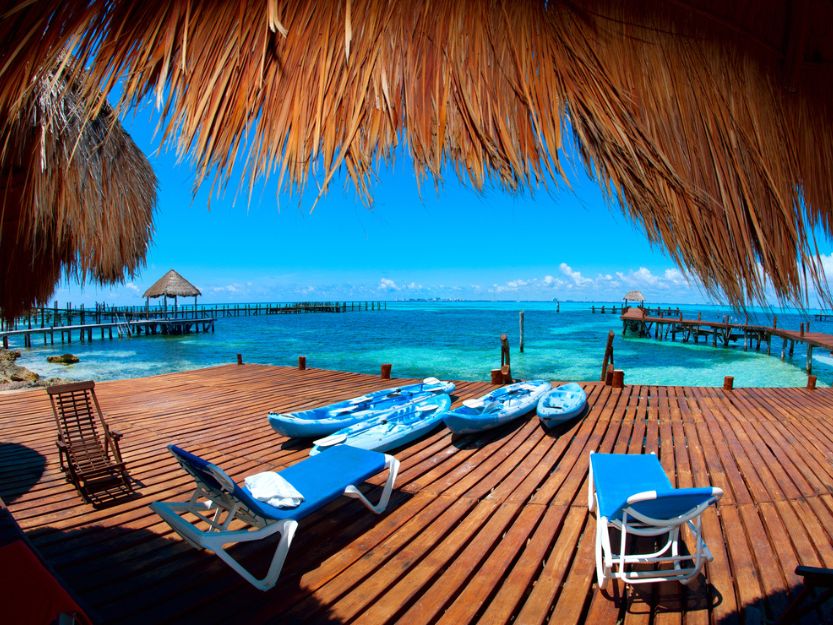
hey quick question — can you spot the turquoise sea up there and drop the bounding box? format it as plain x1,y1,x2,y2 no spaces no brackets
13,301,833,387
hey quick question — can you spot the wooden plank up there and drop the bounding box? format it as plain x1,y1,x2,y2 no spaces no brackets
2,367,832,624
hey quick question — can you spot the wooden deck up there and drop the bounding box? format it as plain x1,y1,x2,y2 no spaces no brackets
3,364,833,624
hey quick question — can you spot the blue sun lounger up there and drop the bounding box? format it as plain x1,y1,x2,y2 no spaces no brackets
151,444,400,591
588,452,722,589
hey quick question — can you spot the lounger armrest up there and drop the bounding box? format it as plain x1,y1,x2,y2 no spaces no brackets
796,565,833,587
626,486,723,506
110,430,124,441
626,490,660,505
343,454,400,514
625,486,723,525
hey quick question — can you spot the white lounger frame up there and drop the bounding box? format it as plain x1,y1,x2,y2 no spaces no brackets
587,452,722,590
151,454,399,591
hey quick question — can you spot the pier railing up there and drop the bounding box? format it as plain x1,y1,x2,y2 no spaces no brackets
0,300,387,332
0,300,387,349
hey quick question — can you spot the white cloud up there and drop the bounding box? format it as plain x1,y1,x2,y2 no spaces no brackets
125,281,140,292
210,284,240,293
632,267,659,285
405,282,423,290
663,268,688,287
378,278,399,291
559,263,592,287
820,253,833,279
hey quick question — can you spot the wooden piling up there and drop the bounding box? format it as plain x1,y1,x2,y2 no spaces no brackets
806,344,814,373
381,363,392,379
723,376,734,390
500,334,510,367
236,353,243,365
605,364,614,386
807,375,817,390
519,311,525,353
501,365,512,384
490,369,504,385
611,370,625,389
600,331,615,381
298,356,306,370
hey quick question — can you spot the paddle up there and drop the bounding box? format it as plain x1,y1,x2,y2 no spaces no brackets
313,433,348,447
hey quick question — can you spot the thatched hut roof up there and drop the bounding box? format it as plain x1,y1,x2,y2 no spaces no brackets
143,270,201,299
0,67,156,319
623,291,645,304
3,1,833,306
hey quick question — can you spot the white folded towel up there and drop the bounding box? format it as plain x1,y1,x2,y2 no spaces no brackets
244,472,304,508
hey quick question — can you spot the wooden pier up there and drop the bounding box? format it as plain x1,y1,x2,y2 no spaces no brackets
621,307,833,373
2,364,833,623
0,300,386,333
1,317,215,349
0,300,387,349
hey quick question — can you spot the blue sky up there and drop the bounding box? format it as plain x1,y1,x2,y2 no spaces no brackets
55,102,833,306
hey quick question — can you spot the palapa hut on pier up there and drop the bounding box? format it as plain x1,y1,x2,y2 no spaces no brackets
622,290,645,308
2,0,833,310
142,270,201,316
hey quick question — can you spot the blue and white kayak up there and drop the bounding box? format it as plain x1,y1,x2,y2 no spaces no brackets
537,383,588,427
309,393,452,455
443,380,551,434
268,378,455,438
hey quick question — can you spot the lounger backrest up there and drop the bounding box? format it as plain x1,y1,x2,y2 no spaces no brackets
626,487,722,522
48,382,107,462
167,445,265,513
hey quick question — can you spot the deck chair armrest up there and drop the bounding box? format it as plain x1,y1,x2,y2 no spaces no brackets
796,565,833,587
626,490,660,505
109,430,124,441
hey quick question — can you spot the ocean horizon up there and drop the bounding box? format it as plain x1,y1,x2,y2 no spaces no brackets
11,300,832,388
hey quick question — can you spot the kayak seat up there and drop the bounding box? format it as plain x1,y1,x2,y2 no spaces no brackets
151,444,399,591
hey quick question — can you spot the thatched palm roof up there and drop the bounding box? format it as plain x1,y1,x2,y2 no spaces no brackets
2,1,833,306
623,291,645,303
143,270,201,299
0,67,156,319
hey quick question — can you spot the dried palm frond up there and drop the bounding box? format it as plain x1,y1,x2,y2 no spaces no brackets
0,68,156,319
2,0,832,306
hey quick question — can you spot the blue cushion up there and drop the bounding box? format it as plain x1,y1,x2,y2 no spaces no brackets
170,444,388,522
591,453,672,519
591,453,716,520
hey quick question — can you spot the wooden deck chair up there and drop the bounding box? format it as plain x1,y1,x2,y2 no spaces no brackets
588,452,722,590
151,444,399,591
47,381,131,502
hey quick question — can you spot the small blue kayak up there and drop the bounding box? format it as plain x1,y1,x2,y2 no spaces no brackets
268,378,455,438
309,394,452,455
537,383,588,427
443,380,551,434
